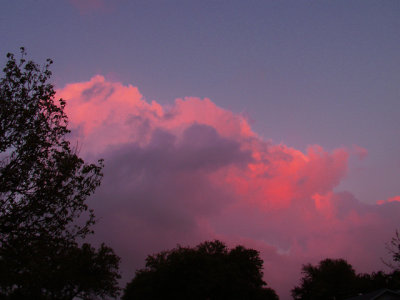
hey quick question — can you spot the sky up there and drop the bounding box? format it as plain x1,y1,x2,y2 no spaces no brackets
1,0,400,299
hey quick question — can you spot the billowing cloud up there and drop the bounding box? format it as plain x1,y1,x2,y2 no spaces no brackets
58,76,400,299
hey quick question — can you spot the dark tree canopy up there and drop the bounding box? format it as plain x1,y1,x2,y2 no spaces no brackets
292,258,359,300
356,270,400,294
291,258,400,300
0,48,120,299
123,240,279,300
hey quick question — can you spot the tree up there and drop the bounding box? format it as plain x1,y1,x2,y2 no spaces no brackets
356,270,400,293
0,48,120,299
291,258,359,300
386,230,400,270
122,240,279,300
292,257,400,300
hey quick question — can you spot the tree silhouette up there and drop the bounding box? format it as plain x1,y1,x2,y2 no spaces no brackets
0,48,120,299
123,240,279,300
386,230,400,271
291,258,359,300
356,270,400,294
292,258,400,300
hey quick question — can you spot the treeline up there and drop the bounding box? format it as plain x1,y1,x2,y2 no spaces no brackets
292,257,400,300
1,49,399,299
120,240,400,300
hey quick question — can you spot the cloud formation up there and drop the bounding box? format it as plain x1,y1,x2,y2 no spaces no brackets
377,195,400,205
58,76,400,299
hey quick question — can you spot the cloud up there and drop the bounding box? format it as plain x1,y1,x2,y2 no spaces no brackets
377,195,400,205
58,76,400,299
352,145,368,160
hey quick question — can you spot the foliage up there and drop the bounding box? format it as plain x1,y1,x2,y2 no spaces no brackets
356,270,400,293
291,258,400,300
0,47,101,246
0,241,120,299
0,48,120,299
122,240,279,300
291,258,359,300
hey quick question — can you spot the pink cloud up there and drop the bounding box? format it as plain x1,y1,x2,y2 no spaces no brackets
377,195,400,205
58,76,400,299
352,144,368,160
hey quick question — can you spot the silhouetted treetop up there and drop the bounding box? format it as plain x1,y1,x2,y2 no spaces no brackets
123,240,279,300
292,257,400,300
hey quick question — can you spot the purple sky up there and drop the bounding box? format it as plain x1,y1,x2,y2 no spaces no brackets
1,1,400,299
